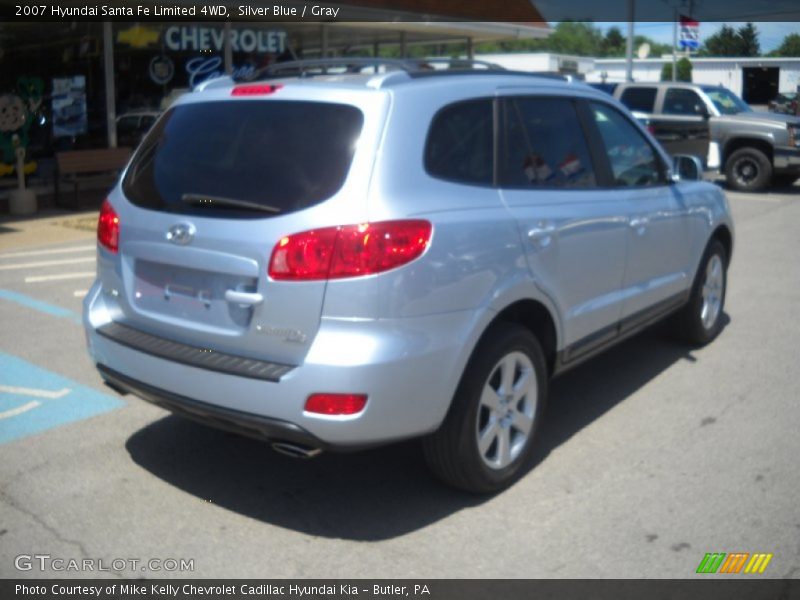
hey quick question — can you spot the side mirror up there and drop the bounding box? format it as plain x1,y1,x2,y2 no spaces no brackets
672,154,704,182
695,104,710,119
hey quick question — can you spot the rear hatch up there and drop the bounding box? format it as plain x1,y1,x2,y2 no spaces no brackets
103,86,384,366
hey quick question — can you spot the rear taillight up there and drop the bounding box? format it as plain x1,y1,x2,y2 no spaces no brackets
647,124,656,135
305,393,367,416
268,220,432,281
97,199,120,254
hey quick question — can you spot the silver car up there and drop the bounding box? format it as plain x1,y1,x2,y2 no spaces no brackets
84,61,734,493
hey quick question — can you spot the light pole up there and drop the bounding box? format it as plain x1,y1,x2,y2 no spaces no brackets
625,0,635,82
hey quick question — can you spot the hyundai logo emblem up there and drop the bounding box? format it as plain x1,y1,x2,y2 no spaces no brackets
166,223,196,245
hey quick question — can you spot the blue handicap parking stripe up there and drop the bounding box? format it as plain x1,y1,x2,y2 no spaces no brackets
0,352,124,444
0,289,83,325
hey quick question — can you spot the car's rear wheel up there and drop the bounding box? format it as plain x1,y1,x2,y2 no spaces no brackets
673,239,728,345
724,147,772,192
423,322,547,493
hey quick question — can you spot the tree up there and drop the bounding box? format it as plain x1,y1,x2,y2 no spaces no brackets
661,57,693,82
701,23,761,57
737,23,760,57
702,25,740,56
771,33,800,57
602,27,626,57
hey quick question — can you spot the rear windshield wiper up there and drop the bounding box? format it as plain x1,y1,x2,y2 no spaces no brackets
180,193,282,214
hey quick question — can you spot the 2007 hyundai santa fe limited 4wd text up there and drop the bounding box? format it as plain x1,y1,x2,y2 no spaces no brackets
84,59,733,493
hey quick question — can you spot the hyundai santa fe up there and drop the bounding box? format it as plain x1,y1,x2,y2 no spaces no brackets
84,60,733,493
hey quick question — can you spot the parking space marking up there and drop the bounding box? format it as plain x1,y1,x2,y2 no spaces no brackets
0,256,95,271
0,385,71,399
0,352,124,444
0,245,94,260
0,288,82,325
25,271,95,283
73,290,88,298
0,400,41,420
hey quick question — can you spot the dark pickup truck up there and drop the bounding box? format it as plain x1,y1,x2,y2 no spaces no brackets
597,81,800,192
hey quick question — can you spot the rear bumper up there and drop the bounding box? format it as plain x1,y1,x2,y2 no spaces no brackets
98,364,329,449
84,280,476,447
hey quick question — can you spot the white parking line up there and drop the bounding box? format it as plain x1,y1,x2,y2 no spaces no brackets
25,271,95,283
0,257,95,271
0,245,94,260
73,290,88,298
0,400,41,420
0,385,70,399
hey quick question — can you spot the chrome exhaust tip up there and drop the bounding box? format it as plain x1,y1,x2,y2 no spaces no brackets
271,441,323,459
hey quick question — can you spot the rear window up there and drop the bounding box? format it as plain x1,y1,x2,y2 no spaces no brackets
619,87,657,113
122,101,364,217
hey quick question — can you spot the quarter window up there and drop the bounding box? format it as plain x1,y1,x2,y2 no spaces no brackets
589,102,665,187
499,97,596,189
424,99,494,185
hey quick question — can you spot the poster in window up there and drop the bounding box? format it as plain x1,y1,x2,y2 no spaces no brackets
52,76,88,137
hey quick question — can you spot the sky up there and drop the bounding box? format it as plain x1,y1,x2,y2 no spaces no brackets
596,22,799,53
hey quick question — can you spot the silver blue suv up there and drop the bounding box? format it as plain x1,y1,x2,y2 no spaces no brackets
84,60,733,493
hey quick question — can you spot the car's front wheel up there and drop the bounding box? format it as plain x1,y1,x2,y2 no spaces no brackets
725,147,772,192
423,323,547,493
673,239,728,345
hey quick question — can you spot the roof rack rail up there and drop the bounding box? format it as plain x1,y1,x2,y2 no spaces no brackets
238,58,414,82
236,57,506,83
194,75,235,91
417,58,504,70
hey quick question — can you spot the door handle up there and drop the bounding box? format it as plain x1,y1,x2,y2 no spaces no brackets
629,217,649,235
527,223,557,248
224,290,264,306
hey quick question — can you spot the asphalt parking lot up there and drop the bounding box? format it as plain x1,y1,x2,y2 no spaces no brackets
1,183,799,579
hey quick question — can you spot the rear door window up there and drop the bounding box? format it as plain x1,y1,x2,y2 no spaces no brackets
122,101,364,217
620,87,658,112
499,96,596,189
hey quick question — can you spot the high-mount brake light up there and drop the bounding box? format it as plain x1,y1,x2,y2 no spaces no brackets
231,84,283,96
97,199,120,253
268,220,432,281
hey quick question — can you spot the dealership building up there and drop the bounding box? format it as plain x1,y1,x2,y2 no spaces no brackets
0,5,549,205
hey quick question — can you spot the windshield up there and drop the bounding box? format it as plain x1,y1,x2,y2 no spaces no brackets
702,87,752,115
122,100,364,218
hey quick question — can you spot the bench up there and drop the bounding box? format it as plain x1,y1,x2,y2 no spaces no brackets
55,147,131,209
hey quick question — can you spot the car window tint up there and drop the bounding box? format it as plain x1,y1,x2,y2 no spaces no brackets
663,88,706,115
425,99,494,185
499,97,596,189
122,101,364,218
590,102,664,187
620,87,657,112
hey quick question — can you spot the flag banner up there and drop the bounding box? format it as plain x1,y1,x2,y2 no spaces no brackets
680,14,701,50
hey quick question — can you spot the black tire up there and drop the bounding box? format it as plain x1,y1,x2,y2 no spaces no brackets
423,322,548,493
772,174,798,188
724,147,772,192
672,239,728,346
